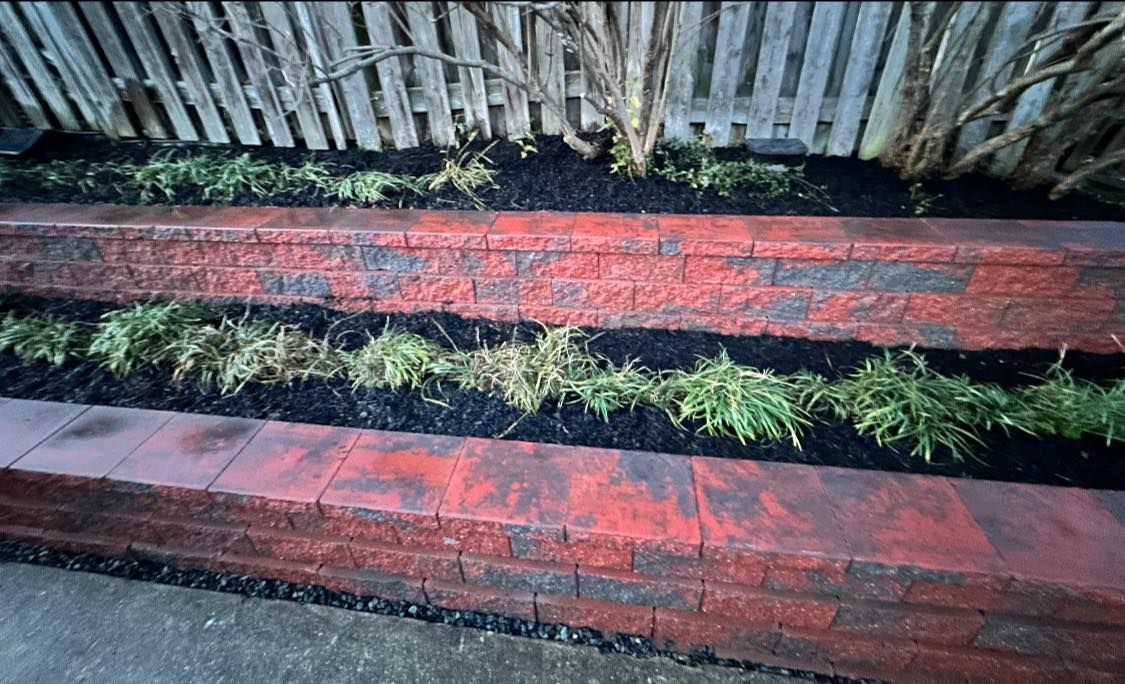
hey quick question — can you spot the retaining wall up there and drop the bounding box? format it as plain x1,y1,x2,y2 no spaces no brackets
1,203,1124,353
1,397,1123,682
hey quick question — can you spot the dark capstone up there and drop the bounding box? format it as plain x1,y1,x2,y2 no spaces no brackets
746,138,808,166
0,128,45,157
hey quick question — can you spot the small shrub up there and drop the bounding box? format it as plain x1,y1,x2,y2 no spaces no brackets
345,325,444,390
651,138,796,197
0,312,88,365
1012,358,1125,445
563,359,655,421
655,350,809,447
88,301,211,376
132,152,281,202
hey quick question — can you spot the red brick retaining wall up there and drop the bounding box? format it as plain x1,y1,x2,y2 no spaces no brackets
1,397,1122,682
1,203,1124,353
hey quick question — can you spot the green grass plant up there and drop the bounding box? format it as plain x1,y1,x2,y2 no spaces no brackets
344,324,444,390
0,312,89,365
88,301,211,377
562,358,655,421
1011,357,1125,445
331,170,429,204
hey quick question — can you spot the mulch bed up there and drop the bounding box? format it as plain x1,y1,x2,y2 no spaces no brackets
2,130,1122,220
2,294,1122,490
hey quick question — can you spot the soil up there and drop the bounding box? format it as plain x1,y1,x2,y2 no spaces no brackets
0,540,840,682
1,130,1122,220
2,294,1123,490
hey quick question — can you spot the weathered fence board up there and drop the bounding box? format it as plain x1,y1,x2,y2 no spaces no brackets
826,1,893,156
704,1,752,146
359,1,418,149
746,1,797,139
789,2,847,149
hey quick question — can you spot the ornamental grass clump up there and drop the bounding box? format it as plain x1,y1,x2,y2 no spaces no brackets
131,152,282,202
88,301,211,377
655,350,809,447
169,317,339,394
0,312,88,366
344,324,444,391
563,358,656,421
802,350,1018,462
330,170,429,204
1012,358,1125,445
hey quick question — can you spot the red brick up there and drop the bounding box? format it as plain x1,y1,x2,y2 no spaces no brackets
324,272,401,300
973,615,1125,666
0,523,129,557
209,421,359,507
96,239,202,265
512,251,599,279
146,518,255,555
579,566,701,610
680,314,767,336
535,594,654,636
909,643,1072,684
657,215,755,257
654,607,781,659
445,303,519,322
849,244,958,262
753,242,850,260
350,540,461,581
904,293,1010,327
683,256,776,285
318,565,427,602
193,268,265,295
473,278,520,304
513,534,633,570
486,212,573,251
130,542,222,569
703,582,838,629
966,265,1081,296
434,250,518,277
761,555,850,595
0,399,88,468
776,626,917,681
551,279,634,309
698,547,769,586
807,291,908,323
832,601,983,646
518,306,600,327
720,287,810,319
1000,298,1114,332
820,468,1005,575
571,213,659,254
765,321,857,341
904,575,1010,611
12,406,173,478
517,279,553,305
213,552,321,584
748,216,851,260
461,553,576,596
955,245,1067,266
599,254,684,282
129,265,198,292
109,413,263,489
634,283,721,314
405,211,494,249
424,578,536,620
247,527,355,567
398,275,474,303
254,206,417,245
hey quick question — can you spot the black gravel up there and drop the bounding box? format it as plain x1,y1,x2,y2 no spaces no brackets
2,294,1123,490
0,538,851,683
2,130,1122,220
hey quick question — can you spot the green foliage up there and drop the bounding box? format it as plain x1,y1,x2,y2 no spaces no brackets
0,159,109,193
803,350,1017,462
331,170,429,204
344,325,444,390
169,317,339,394
655,350,809,447
1011,358,1125,445
563,358,655,421
608,132,635,177
131,152,282,202
515,133,538,159
650,138,797,197
0,312,88,366
426,140,498,209
88,301,211,377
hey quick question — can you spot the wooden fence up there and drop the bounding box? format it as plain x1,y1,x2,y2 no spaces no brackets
0,1,1119,175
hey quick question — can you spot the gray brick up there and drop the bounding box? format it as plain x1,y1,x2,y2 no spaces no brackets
260,272,331,297
38,237,101,262
362,246,427,272
774,260,872,289
867,262,972,293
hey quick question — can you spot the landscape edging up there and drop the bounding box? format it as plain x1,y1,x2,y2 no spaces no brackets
1,202,1124,353
1,397,1122,682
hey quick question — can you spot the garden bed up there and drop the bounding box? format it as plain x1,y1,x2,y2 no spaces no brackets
2,132,1123,220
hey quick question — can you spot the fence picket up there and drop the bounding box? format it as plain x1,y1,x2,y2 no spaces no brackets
405,2,455,147
186,1,260,145
115,1,198,140
222,1,296,147
664,2,704,139
789,2,846,148
312,1,379,150
292,2,347,149
745,1,797,139
358,2,417,149
534,15,565,136
152,2,229,143
0,33,50,128
449,4,492,139
258,2,327,149
858,5,911,160
491,3,530,138
704,1,752,146
826,1,892,156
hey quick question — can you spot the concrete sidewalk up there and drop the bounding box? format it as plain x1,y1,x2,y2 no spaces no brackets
0,562,791,684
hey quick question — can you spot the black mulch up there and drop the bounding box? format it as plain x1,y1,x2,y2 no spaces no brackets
2,294,1122,490
1,130,1122,220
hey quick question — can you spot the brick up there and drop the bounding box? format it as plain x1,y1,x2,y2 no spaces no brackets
776,626,917,681
579,566,701,610
807,291,908,323
517,279,552,305
904,293,1009,327
953,479,1125,591
398,275,474,303
683,256,776,285
129,542,222,570
849,244,957,262
693,458,848,560
434,250,518,277
657,215,756,257
445,304,519,323
405,211,493,249
719,287,810,319
748,217,850,259
109,413,263,489
831,601,983,646
38,236,103,262
772,259,872,289
318,565,427,602
973,615,1125,666
319,431,462,540
1000,298,1114,332
12,406,173,478
703,582,838,629
955,245,1067,266
486,212,573,251
461,553,576,596
259,271,332,297
423,578,536,621
512,534,633,570
903,574,1010,611
145,518,255,555
551,279,634,309
653,607,781,659
194,268,265,295
325,272,401,300
599,254,684,282
761,556,850,595
129,265,197,292
474,278,520,304
512,251,599,279
535,594,654,636
765,321,857,341
518,306,600,327
247,527,354,566
599,313,679,330
697,547,769,586
634,283,721,314
966,265,1081,296
753,241,850,260
96,239,202,265
209,421,359,507
1075,266,1125,297
867,261,973,292
255,207,417,245
820,469,1005,575
571,213,659,254
0,399,88,468
679,314,767,336
909,643,1072,684
0,523,129,557
856,322,956,348
361,246,430,272
350,540,461,581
